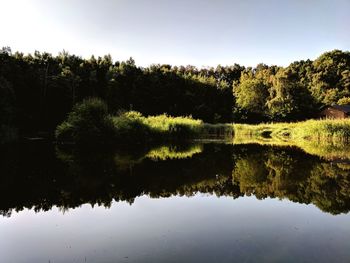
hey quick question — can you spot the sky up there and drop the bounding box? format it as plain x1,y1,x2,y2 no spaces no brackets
0,0,349,67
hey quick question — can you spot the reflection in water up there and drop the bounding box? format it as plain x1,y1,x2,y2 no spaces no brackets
233,135,350,160
0,142,350,216
232,145,350,215
145,144,203,161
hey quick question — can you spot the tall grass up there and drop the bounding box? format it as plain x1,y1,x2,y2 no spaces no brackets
111,113,233,142
233,118,350,160
111,111,204,142
113,111,203,140
233,118,350,143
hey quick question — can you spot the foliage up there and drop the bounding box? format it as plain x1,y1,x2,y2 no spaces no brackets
1,47,350,138
338,97,350,105
112,111,204,142
266,68,315,121
234,118,350,142
55,98,115,144
56,100,206,144
234,78,269,120
233,119,350,159
311,50,350,105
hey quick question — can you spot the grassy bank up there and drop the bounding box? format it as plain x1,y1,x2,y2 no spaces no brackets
233,118,350,143
55,98,232,145
56,98,350,153
233,119,350,160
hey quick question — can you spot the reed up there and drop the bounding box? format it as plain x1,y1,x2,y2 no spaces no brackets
233,118,350,143
233,118,350,160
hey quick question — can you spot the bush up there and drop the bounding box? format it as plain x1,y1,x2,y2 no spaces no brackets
55,98,115,144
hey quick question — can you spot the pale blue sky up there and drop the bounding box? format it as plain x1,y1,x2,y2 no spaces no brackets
1,0,349,67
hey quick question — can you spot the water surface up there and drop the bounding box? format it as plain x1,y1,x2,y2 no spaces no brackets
1,142,350,262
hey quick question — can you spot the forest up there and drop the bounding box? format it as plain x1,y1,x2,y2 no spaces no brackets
0,47,350,142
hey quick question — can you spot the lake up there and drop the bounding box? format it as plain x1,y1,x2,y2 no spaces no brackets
1,141,350,263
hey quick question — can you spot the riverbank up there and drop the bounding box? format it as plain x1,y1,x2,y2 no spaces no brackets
233,119,350,160
233,118,350,143
55,98,233,145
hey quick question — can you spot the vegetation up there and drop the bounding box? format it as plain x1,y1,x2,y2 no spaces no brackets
234,50,350,122
233,119,350,159
1,47,350,143
233,118,350,142
55,98,115,144
56,98,205,144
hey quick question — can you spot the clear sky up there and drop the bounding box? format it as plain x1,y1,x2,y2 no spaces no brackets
1,0,349,67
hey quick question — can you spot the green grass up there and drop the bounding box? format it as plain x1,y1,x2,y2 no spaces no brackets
112,111,203,140
234,119,350,142
113,112,234,140
233,119,350,159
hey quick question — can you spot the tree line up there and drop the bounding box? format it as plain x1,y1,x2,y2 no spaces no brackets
0,47,349,139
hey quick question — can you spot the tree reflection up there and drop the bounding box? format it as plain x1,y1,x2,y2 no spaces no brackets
232,145,350,215
0,142,350,216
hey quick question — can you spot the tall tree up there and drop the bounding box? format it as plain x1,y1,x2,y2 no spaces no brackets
267,68,315,120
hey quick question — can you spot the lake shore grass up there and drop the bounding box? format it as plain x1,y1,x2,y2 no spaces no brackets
233,118,350,143
110,112,233,142
55,98,233,145
233,119,350,160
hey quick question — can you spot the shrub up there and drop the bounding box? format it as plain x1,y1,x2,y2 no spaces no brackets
55,98,115,144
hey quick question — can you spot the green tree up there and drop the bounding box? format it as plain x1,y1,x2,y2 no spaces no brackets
311,50,350,104
267,68,315,120
234,78,269,115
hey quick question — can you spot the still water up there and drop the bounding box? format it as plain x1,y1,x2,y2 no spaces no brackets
1,142,350,262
